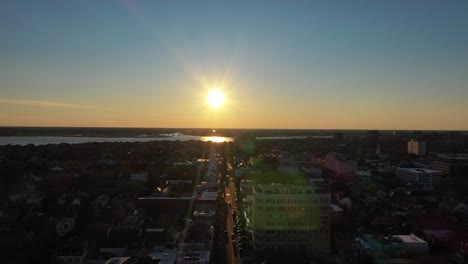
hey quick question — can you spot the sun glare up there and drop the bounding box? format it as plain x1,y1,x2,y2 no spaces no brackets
207,90,225,108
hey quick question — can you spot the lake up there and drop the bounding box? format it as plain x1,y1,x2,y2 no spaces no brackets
0,135,234,146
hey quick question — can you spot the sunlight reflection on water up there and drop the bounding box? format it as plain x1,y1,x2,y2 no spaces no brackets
201,136,233,143
0,135,234,145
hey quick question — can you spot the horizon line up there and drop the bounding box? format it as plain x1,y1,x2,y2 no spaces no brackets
0,125,467,133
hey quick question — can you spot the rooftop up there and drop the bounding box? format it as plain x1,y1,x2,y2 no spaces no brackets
437,153,468,160
331,204,344,212
394,234,427,244
200,191,217,199
398,168,441,174
104,257,132,264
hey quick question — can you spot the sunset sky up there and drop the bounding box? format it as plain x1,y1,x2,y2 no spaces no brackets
1,1,467,130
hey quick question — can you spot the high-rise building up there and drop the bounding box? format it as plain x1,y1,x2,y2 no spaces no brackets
408,140,426,156
396,168,442,189
250,183,330,254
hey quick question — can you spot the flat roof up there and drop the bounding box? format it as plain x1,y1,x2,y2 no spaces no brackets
437,153,468,160
398,168,441,173
331,204,344,212
394,234,427,244
200,191,217,199
104,257,131,264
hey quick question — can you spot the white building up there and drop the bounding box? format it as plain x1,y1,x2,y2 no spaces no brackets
408,140,426,156
249,183,330,254
396,168,442,189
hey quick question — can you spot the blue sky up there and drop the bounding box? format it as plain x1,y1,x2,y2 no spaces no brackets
1,1,467,129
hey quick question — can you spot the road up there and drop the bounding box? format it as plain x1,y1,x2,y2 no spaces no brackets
225,179,241,264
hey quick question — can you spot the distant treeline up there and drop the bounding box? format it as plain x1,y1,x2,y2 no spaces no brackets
0,127,346,137
0,126,454,138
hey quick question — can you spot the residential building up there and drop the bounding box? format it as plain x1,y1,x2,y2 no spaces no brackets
249,183,330,254
396,168,443,189
432,153,468,178
324,152,357,178
407,140,426,156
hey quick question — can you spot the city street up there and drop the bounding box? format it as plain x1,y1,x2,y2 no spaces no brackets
225,179,241,264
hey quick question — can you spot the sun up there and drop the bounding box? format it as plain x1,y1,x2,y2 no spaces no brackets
207,90,225,108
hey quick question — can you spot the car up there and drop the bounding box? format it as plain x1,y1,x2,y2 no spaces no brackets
231,233,235,241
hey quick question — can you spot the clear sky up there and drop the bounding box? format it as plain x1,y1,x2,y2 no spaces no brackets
1,0,467,130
